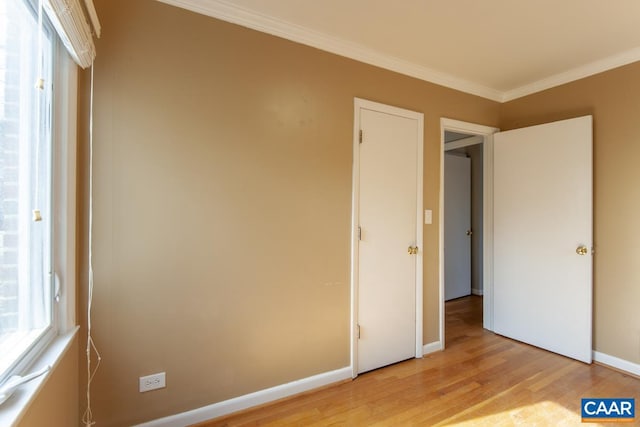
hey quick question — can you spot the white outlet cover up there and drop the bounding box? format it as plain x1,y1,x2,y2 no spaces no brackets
139,372,166,393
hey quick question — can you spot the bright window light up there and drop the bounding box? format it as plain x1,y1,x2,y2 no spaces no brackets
0,0,54,383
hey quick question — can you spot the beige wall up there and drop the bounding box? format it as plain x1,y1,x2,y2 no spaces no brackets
500,62,640,365
17,337,79,427
8,2,638,426
80,0,499,424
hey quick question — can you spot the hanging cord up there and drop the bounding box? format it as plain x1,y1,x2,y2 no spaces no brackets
81,63,101,427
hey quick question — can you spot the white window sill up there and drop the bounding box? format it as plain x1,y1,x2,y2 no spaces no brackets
0,326,79,427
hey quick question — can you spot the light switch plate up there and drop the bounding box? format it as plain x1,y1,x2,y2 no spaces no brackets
424,210,433,224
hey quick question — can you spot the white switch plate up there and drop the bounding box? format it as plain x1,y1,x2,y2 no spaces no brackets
424,209,433,224
139,372,166,393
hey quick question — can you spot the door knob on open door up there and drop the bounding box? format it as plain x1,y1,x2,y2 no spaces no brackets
407,246,419,255
576,245,588,255
466,229,472,236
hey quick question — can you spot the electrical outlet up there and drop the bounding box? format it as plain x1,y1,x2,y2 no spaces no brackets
139,372,166,393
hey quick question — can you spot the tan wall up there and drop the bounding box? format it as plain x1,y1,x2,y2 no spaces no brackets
500,62,640,365
80,0,499,424
17,337,79,427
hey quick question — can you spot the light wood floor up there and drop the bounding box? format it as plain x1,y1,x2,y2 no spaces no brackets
197,296,639,426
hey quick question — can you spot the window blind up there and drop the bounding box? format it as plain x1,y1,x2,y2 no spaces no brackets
42,0,100,68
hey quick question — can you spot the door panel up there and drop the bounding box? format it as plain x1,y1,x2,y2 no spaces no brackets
357,107,419,374
444,154,471,301
493,116,592,363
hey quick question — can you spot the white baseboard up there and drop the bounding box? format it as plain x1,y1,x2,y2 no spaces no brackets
124,350,640,426
593,351,640,377
471,288,483,296
423,340,443,355
134,367,351,427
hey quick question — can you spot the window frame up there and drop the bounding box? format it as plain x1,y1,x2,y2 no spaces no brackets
0,0,56,385
0,0,77,413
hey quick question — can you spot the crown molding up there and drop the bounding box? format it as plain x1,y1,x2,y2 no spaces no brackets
155,0,503,102
502,46,640,102
156,0,640,103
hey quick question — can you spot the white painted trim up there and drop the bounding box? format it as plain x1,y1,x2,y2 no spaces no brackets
482,135,495,331
471,288,484,296
593,351,640,378
122,351,640,427
440,119,499,349
415,112,424,360
503,47,640,102
422,341,443,355
155,0,503,102
350,100,361,379
444,135,484,151
441,119,498,136
0,328,79,427
438,139,445,351
1,41,80,427
54,45,78,333
352,98,424,377
134,367,352,427
157,1,640,102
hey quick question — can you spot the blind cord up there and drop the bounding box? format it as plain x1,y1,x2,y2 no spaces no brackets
81,63,101,427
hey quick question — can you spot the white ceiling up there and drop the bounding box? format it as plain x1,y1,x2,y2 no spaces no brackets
157,0,640,102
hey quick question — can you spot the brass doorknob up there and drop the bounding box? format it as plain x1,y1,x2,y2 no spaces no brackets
407,246,419,255
576,245,588,256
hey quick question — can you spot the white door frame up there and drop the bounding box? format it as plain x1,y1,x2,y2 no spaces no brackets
351,98,424,378
439,118,499,349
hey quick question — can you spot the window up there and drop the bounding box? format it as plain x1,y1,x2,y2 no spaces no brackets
0,0,55,383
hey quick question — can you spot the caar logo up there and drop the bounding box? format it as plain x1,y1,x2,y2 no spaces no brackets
581,398,635,423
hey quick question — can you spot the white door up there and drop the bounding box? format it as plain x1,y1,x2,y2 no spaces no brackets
356,100,422,374
493,115,592,363
444,154,471,301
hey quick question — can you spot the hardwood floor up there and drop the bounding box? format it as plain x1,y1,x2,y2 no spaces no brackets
196,296,639,426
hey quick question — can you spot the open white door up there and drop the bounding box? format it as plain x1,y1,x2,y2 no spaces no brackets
444,154,471,301
493,116,592,363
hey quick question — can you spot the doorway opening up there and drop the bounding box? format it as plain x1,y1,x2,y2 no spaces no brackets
439,119,499,351
444,133,482,299
444,132,483,345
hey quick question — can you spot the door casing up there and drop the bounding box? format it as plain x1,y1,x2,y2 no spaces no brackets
351,98,424,377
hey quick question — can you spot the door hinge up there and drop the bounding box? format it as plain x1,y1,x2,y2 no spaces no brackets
359,129,363,144
358,226,362,240
357,324,361,339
